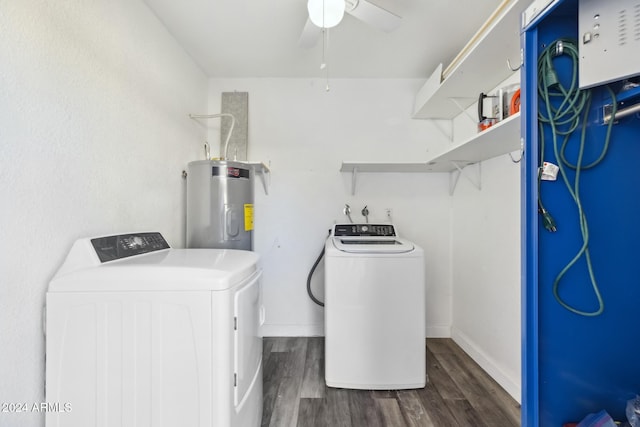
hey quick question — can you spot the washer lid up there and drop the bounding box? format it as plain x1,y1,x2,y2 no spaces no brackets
49,243,260,292
331,236,415,253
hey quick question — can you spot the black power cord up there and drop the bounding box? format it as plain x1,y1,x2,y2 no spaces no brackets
307,229,331,307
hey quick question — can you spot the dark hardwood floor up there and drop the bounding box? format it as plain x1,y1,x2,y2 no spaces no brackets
261,337,521,427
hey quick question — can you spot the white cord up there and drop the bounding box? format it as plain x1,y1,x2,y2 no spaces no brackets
323,29,331,91
189,113,236,160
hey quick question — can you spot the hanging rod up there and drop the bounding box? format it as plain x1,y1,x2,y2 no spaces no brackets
604,102,640,124
189,113,236,160
442,0,512,80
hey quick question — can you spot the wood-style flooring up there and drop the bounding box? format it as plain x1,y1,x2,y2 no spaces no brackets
261,337,520,427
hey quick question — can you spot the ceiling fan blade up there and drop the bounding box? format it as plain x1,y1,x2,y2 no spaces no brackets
298,18,322,48
346,0,401,33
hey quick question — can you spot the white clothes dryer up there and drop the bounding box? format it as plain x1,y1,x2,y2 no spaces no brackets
45,232,263,427
324,224,426,390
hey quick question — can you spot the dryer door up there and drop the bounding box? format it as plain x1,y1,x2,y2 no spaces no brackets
233,270,263,407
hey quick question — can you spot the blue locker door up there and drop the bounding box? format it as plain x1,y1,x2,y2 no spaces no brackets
522,0,640,425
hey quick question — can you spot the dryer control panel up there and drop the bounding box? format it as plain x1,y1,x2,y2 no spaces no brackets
91,232,170,263
333,224,396,237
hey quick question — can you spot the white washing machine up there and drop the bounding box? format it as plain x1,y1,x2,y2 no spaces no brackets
45,232,263,427
324,224,426,390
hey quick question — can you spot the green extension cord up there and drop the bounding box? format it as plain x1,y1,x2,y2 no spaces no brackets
537,38,617,317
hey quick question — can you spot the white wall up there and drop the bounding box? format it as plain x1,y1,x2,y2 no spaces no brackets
207,78,454,337
207,78,522,400
0,1,522,418
449,75,522,402
0,1,207,425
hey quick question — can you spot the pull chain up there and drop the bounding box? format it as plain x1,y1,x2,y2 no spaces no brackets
321,28,330,91
318,0,331,91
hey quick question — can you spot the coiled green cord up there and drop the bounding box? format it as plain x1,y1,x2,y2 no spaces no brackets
537,39,617,316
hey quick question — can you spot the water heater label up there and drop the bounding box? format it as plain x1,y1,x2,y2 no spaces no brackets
244,204,254,231
212,166,250,179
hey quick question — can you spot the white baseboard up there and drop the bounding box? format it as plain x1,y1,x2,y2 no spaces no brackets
426,325,451,338
262,323,451,339
260,323,324,337
450,327,521,403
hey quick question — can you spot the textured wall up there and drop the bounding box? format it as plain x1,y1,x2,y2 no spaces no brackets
449,73,522,402
450,154,522,402
0,1,207,425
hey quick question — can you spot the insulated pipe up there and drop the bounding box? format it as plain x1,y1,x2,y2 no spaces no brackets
189,113,236,160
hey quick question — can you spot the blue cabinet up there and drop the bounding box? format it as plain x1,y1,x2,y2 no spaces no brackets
522,0,640,425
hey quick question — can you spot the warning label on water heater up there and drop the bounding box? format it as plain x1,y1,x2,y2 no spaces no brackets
244,204,254,231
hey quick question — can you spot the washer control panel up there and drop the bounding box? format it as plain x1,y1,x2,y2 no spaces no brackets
333,224,396,237
91,232,170,263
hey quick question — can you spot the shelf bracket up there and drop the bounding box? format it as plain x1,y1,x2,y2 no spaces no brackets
249,162,270,195
448,97,478,125
257,169,270,195
351,167,358,195
449,161,481,195
432,119,454,142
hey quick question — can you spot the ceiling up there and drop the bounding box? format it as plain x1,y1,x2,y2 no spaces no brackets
142,0,504,79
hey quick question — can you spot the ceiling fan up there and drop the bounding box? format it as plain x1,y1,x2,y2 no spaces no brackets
298,0,402,48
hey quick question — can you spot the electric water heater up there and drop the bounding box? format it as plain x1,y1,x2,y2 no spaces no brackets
186,160,254,250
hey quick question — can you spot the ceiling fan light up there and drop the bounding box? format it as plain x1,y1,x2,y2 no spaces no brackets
308,0,345,29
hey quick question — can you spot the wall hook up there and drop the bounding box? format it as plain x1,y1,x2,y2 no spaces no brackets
509,150,523,163
509,138,525,163
506,58,521,71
